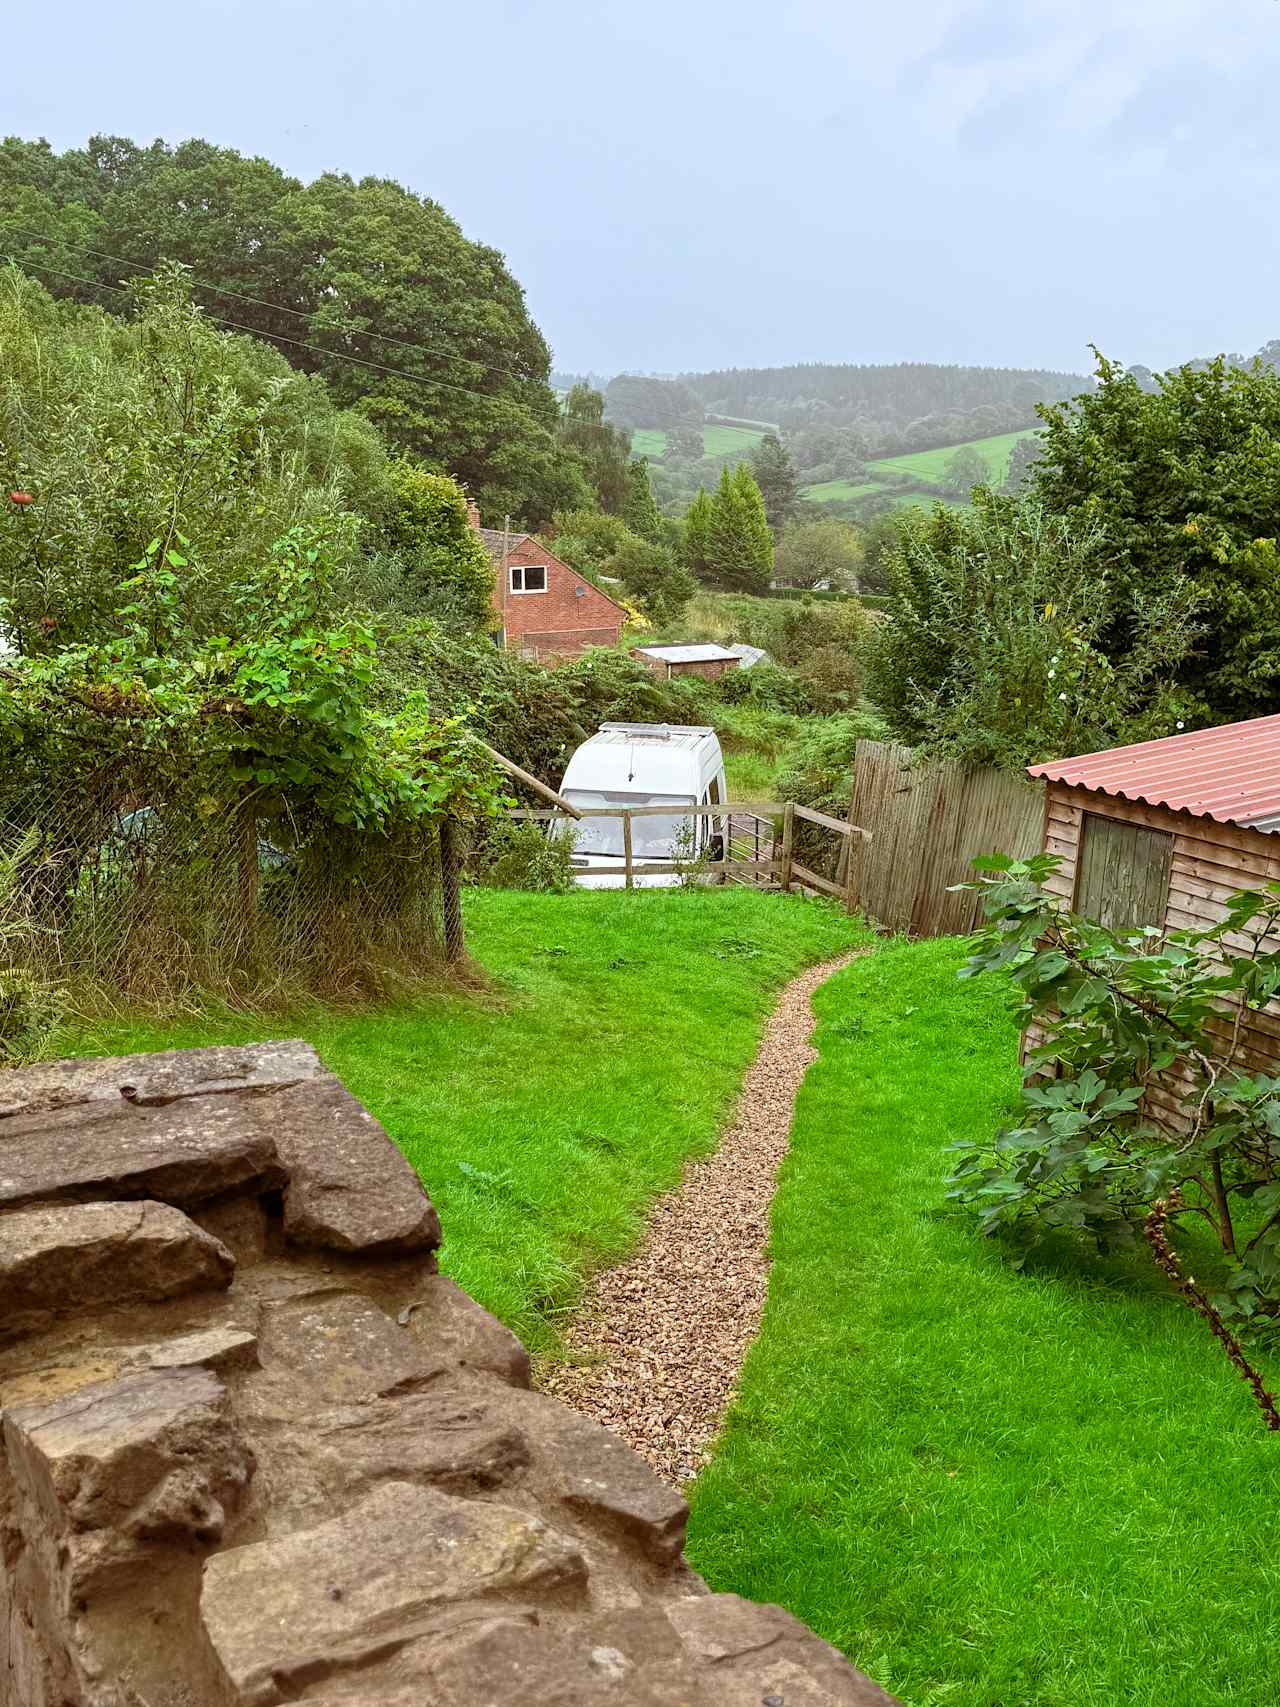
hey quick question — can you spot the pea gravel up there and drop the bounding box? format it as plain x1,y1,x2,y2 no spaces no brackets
541,949,866,1487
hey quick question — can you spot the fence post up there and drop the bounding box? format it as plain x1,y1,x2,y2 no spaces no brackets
843,829,863,916
439,818,464,964
780,800,795,893
623,810,633,891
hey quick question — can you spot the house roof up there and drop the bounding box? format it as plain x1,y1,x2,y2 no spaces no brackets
1027,713,1280,832
477,527,532,562
634,644,740,664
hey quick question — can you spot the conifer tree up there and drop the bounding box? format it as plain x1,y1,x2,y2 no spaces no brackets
622,457,664,542
750,432,801,534
682,487,714,579
707,464,773,593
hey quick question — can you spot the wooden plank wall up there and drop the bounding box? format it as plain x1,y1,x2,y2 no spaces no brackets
1041,782,1280,1123
849,740,1045,937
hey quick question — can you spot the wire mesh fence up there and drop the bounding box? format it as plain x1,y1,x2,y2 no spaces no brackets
0,764,463,1011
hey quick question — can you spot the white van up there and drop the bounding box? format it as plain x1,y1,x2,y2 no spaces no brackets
556,723,729,889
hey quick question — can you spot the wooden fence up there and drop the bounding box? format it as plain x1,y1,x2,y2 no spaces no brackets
847,739,1044,937
509,801,869,908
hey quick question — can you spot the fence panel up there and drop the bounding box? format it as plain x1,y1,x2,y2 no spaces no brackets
849,740,1044,937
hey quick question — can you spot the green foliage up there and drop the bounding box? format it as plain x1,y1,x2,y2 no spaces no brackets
774,710,890,817
773,517,862,591
1,133,587,528
475,819,577,894
706,464,773,594
557,386,632,513
750,433,801,534
1033,349,1280,721
681,488,714,578
606,535,696,625
621,458,664,543
951,854,1280,1367
0,265,374,652
374,460,496,632
866,491,1197,768
0,828,63,1062
943,443,989,494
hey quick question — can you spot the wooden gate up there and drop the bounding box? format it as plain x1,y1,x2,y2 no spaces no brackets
848,739,1044,937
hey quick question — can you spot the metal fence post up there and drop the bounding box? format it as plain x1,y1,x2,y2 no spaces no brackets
623,811,633,891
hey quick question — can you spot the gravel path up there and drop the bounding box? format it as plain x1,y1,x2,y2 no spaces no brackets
541,948,865,1487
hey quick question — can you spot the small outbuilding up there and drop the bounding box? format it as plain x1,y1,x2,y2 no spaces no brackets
632,643,741,682
1028,712,1280,1118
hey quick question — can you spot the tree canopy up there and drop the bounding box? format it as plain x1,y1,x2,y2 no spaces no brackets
1032,351,1280,723
0,133,588,527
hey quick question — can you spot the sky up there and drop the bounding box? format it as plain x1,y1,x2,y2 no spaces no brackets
8,0,1280,378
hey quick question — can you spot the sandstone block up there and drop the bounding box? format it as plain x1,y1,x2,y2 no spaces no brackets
4,1366,254,1550
399,1273,532,1388
668,1594,901,1705
315,1390,531,1496
0,1202,234,1323
200,1480,587,1705
258,1292,446,1403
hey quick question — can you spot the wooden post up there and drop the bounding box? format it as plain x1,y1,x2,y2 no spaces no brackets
623,810,633,891
780,800,795,893
843,828,862,916
439,818,464,964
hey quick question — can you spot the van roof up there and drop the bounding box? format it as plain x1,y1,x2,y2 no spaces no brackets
561,723,723,796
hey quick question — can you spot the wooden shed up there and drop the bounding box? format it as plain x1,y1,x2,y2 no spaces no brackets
1028,713,1280,1120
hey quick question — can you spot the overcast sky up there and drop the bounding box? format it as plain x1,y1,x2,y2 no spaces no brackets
9,0,1278,377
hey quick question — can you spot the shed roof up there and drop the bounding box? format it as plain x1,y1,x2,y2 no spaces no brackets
1027,713,1280,831
633,644,739,664
724,643,769,668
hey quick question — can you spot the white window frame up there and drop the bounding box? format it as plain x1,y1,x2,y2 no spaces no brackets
510,563,548,594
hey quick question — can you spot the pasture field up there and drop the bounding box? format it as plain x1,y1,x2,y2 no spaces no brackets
866,427,1038,486
631,424,765,461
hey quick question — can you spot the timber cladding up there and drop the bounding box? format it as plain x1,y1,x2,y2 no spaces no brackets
1041,780,1280,1125
849,740,1045,937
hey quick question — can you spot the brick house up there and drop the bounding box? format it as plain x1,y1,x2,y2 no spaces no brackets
466,504,627,661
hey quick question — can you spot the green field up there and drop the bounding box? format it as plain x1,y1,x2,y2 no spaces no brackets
802,428,1039,511
631,424,765,461
867,427,1038,486
689,939,1280,1707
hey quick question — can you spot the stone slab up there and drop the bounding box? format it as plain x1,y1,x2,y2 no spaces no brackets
4,1365,254,1547
0,1201,234,1323
258,1292,446,1403
200,1480,587,1705
668,1595,901,1705
399,1273,531,1388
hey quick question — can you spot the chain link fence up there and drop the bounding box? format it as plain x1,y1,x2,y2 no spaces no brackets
0,763,465,1011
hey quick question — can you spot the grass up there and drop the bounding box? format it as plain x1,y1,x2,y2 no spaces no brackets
866,428,1038,487
59,887,863,1354
631,425,764,462
687,938,1280,1707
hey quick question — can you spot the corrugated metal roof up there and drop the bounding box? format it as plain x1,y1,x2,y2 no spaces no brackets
634,644,739,663
725,643,769,668
1027,713,1280,830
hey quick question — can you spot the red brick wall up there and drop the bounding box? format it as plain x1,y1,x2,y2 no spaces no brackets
492,539,625,658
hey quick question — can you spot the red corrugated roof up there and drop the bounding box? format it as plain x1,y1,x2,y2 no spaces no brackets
1027,713,1280,829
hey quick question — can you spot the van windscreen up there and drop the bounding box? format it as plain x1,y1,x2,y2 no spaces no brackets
560,792,695,858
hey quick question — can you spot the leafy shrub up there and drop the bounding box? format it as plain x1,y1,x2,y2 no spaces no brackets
715,662,814,714
775,710,890,819
950,853,1280,1424
474,820,576,893
370,460,496,632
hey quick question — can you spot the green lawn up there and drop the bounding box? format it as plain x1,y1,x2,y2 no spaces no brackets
59,888,863,1353
687,939,1280,1707
867,428,1038,487
799,478,885,502
631,424,764,461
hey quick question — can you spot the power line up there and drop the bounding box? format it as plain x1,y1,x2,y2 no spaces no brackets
2,253,555,420
3,226,720,437
6,222,546,391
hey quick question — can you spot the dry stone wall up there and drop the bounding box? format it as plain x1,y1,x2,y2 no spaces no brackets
0,1041,899,1706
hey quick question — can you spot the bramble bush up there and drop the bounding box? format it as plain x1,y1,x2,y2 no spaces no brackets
949,852,1280,1426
